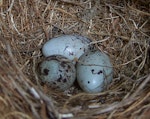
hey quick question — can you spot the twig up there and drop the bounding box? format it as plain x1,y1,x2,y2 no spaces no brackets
128,4,150,16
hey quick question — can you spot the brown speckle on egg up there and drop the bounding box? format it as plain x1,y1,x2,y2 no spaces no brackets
63,78,67,83
43,68,49,75
57,75,62,82
98,70,103,75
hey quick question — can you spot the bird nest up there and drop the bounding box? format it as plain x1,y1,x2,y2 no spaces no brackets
0,0,150,119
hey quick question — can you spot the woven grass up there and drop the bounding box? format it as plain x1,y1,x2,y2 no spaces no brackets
0,0,150,119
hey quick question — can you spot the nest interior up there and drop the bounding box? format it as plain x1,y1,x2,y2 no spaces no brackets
0,0,150,119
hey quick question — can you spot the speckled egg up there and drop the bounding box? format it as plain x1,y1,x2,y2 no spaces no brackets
37,55,76,91
42,35,94,63
76,50,113,93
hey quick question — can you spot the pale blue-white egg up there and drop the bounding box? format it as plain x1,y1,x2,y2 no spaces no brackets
76,50,113,93
42,35,94,63
37,55,76,91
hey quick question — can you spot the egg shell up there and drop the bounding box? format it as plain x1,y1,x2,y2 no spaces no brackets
38,55,76,91
77,50,113,93
42,35,94,62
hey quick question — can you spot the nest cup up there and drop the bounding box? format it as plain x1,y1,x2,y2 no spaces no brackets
0,0,150,119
